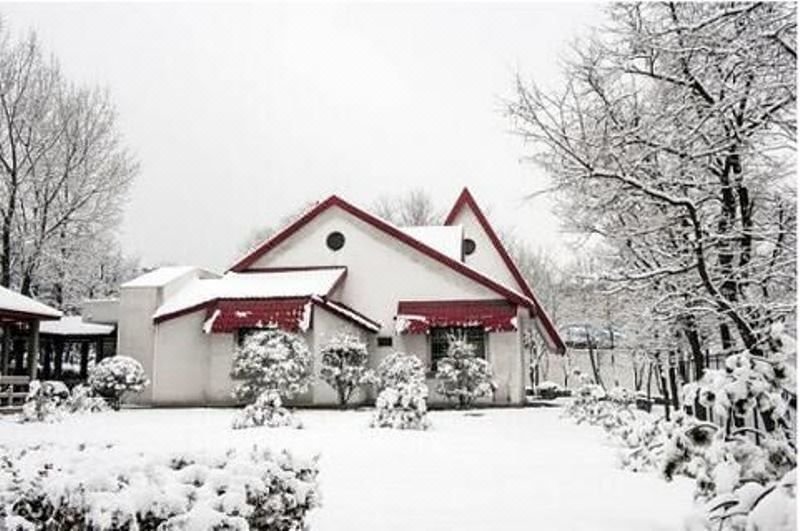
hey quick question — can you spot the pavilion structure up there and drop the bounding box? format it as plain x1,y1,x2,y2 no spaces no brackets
39,316,116,383
0,285,62,379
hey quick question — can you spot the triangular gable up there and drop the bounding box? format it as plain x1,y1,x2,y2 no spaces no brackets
228,195,532,308
444,188,565,353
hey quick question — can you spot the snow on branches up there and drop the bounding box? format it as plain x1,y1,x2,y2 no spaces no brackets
87,356,148,411
319,332,372,408
563,363,796,530
435,337,496,409
509,2,797,359
230,328,312,429
230,328,312,403
232,390,302,430
18,382,109,423
0,443,319,530
370,352,430,430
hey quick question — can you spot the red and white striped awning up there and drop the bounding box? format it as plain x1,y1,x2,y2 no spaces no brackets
395,300,518,334
202,296,381,334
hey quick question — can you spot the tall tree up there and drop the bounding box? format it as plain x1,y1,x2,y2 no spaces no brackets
0,26,137,301
508,2,796,357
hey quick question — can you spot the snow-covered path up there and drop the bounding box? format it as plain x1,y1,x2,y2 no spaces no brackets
1,406,694,530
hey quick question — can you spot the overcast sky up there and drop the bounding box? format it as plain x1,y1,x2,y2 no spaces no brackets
2,2,602,272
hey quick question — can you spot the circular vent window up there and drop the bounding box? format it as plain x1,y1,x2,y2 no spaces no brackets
463,238,476,256
326,231,346,251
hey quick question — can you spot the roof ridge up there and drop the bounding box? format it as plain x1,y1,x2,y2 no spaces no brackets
228,194,534,308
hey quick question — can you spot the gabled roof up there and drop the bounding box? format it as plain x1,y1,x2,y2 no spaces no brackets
0,286,62,321
154,268,347,322
444,188,565,353
228,195,533,308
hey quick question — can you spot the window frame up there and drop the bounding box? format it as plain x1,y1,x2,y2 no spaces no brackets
429,326,486,372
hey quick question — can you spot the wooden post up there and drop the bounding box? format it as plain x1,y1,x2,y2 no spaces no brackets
80,342,90,380
54,338,64,378
0,324,9,375
42,339,52,379
27,320,39,380
13,338,24,375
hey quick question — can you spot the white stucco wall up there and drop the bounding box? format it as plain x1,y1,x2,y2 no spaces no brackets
152,311,211,404
246,206,499,330
449,207,525,295
118,289,159,404
117,268,220,405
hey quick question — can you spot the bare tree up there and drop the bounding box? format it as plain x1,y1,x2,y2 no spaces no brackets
0,27,137,301
237,200,318,256
372,188,442,226
508,2,796,358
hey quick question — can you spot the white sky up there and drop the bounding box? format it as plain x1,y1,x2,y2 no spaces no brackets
1,2,603,272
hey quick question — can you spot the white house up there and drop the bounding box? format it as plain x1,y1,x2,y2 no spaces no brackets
94,188,564,406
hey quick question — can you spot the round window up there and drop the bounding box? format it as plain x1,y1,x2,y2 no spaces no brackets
326,231,345,251
463,238,476,256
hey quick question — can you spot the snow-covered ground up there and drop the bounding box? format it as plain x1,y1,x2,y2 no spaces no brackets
1,405,694,530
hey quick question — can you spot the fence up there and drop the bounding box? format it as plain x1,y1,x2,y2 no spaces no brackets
0,375,30,412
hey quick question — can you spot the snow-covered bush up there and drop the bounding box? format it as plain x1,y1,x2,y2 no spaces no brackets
319,332,372,408
18,380,66,423
682,351,794,440
374,351,426,389
18,382,109,423
88,356,149,410
371,352,430,430
0,443,320,530
230,327,313,403
65,384,110,414
607,385,635,405
537,380,570,399
435,337,495,408
232,390,302,430
371,383,431,430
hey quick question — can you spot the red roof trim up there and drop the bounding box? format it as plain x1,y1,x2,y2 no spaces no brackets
444,188,565,353
238,265,347,273
228,195,532,307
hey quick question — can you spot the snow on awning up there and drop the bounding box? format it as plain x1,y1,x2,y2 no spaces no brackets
204,298,312,333
396,300,518,334
202,296,381,334
153,268,347,322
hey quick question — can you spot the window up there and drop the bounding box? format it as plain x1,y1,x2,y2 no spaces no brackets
462,238,476,257
430,326,486,370
326,231,345,251
377,336,393,347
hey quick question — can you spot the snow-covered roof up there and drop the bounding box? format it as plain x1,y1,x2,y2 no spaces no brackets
0,285,62,320
40,316,114,337
154,268,347,321
402,225,463,260
122,266,212,288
